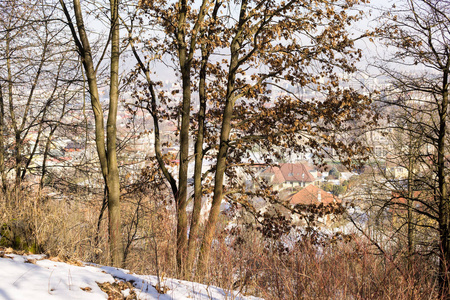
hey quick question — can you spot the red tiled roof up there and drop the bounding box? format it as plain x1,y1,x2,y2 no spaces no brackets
289,185,341,205
261,163,315,184
261,166,283,184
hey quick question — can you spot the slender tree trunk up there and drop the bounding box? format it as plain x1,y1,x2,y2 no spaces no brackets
176,66,190,275
175,0,190,275
37,74,68,190
126,22,183,269
0,84,6,194
438,71,449,298
107,0,123,267
40,126,56,190
186,45,208,274
125,28,179,196
6,32,20,198
186,1,220,274
59,0,123,267
196,92,237,277
135,0,210,276
196,2,247,273
22,55,64,182
407,149,414,270
174,0,210,275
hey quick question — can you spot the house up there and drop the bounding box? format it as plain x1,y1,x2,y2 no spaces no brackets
289,184,342,225
260,163,315,191
65,141,84,152
289,184,341,206
385,164,409,179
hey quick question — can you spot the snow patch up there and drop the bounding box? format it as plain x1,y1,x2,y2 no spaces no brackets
0,253,262,300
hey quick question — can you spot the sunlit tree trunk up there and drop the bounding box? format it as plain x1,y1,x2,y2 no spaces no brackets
59,0,124,267
107,0,123,267
196,0,247,275
438,71,449,297
173,0,209,275
406,144,415,269
186,44,208,274
0,84,6,194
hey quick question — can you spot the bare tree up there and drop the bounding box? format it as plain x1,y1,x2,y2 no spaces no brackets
0,0,82,198
59,0,124,267
375,0,450,296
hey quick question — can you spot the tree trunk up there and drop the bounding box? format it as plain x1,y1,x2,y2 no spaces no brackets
438,72,450,298
407,148,414,270
175,0,191,275
59,0,123,267
5,32,20,199
40,126,56,190
176,65,190,274
196,0,248,278
195,91,237,277
196,1,247,272
186,44,208,275
107,0,123,267
0,84,6,194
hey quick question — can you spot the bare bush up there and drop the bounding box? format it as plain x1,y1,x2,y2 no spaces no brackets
203,224,440,300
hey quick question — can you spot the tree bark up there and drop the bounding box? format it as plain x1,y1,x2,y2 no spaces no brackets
0,84,6,194
59,0,123,267
174,0,209,275
186,1,221,276
406,143,415,270
107,0,124,267
196,0,248,275
186,44,208,274
438,70,449,298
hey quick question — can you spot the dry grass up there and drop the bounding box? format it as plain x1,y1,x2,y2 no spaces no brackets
0,188,443,299
0,187,105,262
204,225,441,300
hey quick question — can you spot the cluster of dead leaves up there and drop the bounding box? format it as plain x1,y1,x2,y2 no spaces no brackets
96,280,137,300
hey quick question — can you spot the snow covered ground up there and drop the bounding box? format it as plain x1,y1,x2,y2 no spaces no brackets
0,251,261,300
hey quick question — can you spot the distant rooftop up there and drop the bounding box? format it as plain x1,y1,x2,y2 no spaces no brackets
289,184,341,206
261,163,315,184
